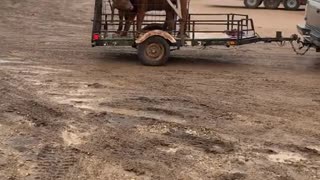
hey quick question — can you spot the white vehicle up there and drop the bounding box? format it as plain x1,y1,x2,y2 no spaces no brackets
244,0,307,10
297,0,320,50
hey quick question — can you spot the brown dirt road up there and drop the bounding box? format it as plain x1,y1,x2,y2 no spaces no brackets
0,0,319,179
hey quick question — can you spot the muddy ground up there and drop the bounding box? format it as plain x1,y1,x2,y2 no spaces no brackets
0,0,320,179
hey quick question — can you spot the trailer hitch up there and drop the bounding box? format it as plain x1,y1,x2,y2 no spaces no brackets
267,32,311,55
289,35,312,55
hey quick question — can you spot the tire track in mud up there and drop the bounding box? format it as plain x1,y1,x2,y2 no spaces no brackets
80,109,237,178
34,145,79,180
1,64,239,178
2,54,320,179
96,95,235,125
0,71,87,180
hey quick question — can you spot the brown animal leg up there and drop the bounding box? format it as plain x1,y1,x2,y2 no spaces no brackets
163,10,175,32
136,11,146,34
178,0,189,38
121,12,136,36
116,11,124,34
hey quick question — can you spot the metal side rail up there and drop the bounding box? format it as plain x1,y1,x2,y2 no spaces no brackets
198,32,299,47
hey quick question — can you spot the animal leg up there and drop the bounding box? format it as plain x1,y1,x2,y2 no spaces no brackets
116,10,124,34
121,12,135,36
164,10,175,33
136,11,146,34
178,0,189,38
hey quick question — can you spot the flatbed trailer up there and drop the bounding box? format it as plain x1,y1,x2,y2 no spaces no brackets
92,0,301,66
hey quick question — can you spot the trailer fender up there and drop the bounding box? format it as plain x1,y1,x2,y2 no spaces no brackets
135,30,176,45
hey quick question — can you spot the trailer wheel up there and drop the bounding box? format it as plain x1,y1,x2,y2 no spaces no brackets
283,0,300,10
244,0,262,8
142,24,163,31
137,36,170,66
263,0,281,9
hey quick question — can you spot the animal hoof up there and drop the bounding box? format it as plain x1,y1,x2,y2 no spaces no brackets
177,33,189,38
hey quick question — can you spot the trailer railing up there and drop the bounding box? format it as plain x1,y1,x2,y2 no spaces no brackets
92,12,256,45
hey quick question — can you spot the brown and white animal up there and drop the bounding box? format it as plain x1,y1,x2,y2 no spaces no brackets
112,0,189,37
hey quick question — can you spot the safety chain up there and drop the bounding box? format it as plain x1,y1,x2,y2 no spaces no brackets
289,39,311,56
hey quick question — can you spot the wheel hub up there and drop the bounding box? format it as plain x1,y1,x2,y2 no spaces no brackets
145,43,164,60
287,0,297,8
247,0,259,6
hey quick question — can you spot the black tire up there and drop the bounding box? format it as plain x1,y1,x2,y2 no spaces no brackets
283,0,300,10
263,0,281,9
244,0,263,8
142,24,163,31
137,36,170,66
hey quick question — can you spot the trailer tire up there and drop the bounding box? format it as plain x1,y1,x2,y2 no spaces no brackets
263,0,281,9
244,0,262,8
283,0,300,10
142,24,163,31
137,36,170,66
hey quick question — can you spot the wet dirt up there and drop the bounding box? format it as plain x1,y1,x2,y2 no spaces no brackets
0,0,320,179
